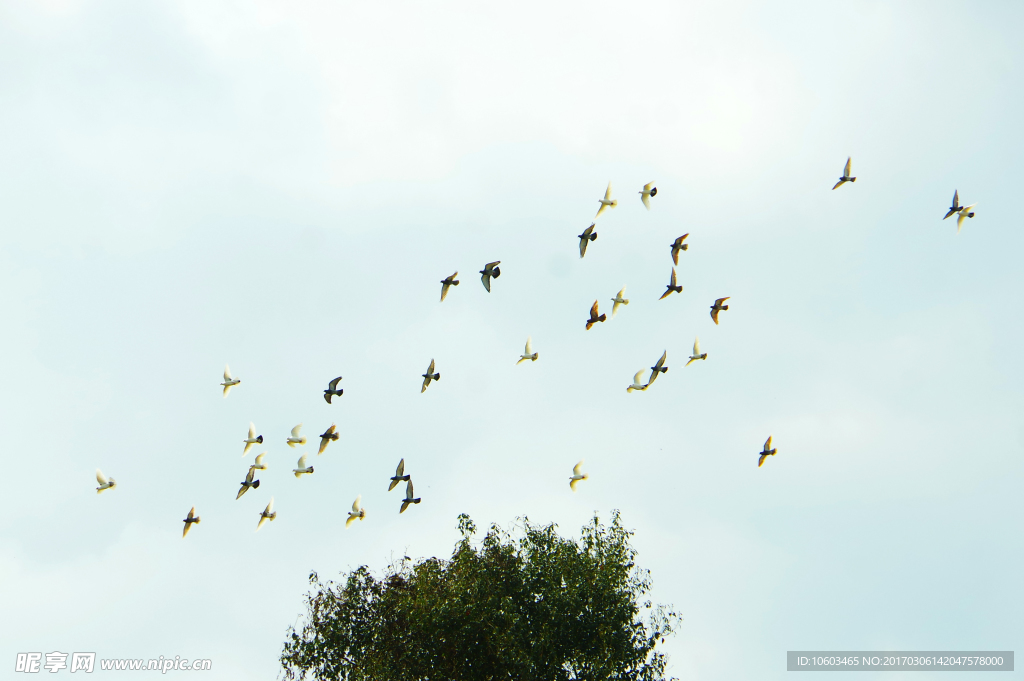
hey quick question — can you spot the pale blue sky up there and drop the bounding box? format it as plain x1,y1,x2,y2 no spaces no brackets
0,1,1021,679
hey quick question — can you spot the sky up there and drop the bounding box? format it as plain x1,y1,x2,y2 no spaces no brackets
0,0,1022,679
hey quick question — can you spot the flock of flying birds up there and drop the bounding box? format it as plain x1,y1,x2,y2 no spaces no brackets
92,156,979,537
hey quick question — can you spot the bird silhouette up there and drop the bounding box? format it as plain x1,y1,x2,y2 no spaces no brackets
256,497,276,531
832,157,856,190
182,507,200,538
389,459,410,491
400,480,422,514
318,424,339,455
758,437,777,467
236,468,260,500
440,272,460,302
660,268,682,300
943,190,961,220
479,261,501,292
710,297,730,325
323,377,343,403
586,301,607,330
646,350,668,388
421,359,440,393
670,234,689,265
578,224,597,258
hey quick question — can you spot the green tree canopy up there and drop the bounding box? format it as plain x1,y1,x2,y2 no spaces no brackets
281,511,680,681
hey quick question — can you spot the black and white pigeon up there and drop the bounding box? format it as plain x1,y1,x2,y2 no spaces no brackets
400,480,422,514
323,377,343,403
578,224,597,258
480,261,501,292
440,272,460,302
421,359,440,393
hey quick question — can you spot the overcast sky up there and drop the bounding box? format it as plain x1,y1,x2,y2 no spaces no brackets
1,1,1022,679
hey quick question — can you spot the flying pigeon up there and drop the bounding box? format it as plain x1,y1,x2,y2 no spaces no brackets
610,287,629,318
586,301,607,330
595,182,617,219
627,370,648,393
670,234,689,265
96,469,116,494
318,424,339,455
346,495,366,527
660,268,682,300
832,157,856,190
248,452,267,475
236,467,261,500
256,497,276,531
182,507,200,538
569,460,588,491
440,272,460,302
286,424,307,448
421,359,439,393
955,202,977,232
646,350,668,388
686,337,707,366
578,224,597,258
389,458,410,491
518,336,538,364
758,436,777,467
710,297,730,325
242,422,263,456
323,377,343,403
480,261,501,292
400,480,422,514
943,190,961,220
639,182,657,210
220,365,240,398
293,453,313,478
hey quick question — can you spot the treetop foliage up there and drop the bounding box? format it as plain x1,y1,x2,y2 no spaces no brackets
281,511,680,681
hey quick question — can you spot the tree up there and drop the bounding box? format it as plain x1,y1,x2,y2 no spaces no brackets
280,511,681,681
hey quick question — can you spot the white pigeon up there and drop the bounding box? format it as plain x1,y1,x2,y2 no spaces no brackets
956,203,977,232
594,181,617,219
610,287,629,318
293,453,314,478
256,497,276,531
627,370,647,393
346,495,366,527
95,469,116,494
686,337,708,366
517,336,538,364
248,452,267,475
569,460,588,491
220,364,240,398
639,182,657,210
242,422,263,456
286,424,307,447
